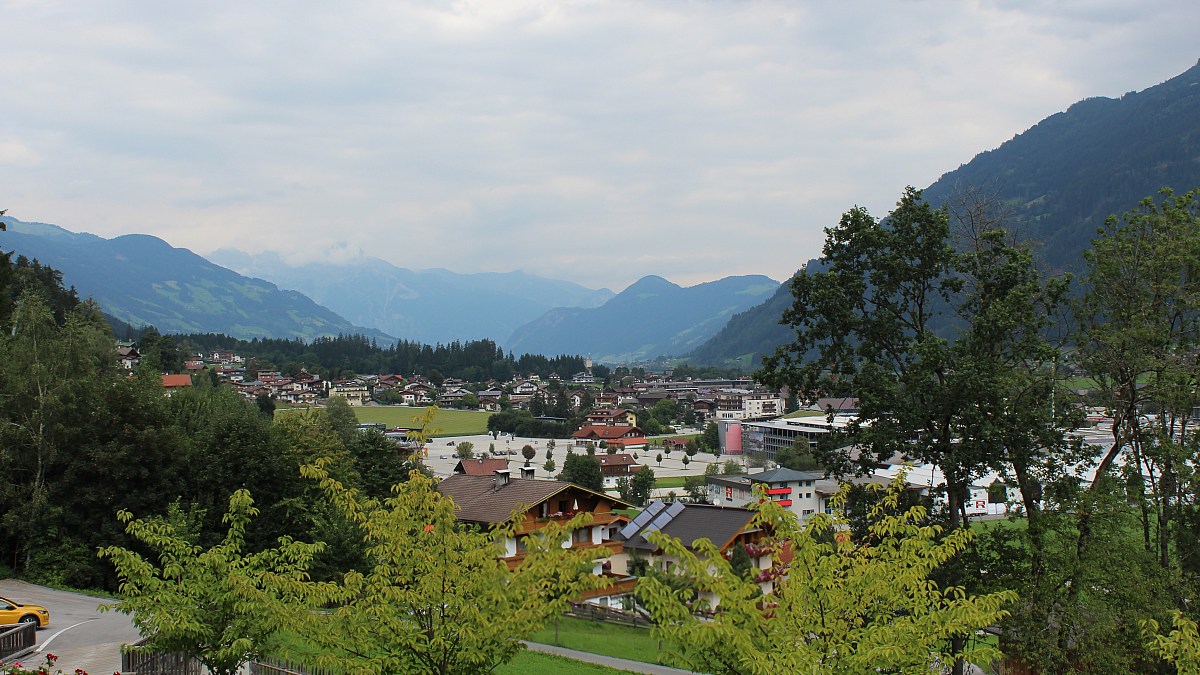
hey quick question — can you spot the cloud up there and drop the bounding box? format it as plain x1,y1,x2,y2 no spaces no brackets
0,0,1197,289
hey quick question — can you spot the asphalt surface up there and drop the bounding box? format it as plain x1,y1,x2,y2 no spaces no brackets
0,579,138,674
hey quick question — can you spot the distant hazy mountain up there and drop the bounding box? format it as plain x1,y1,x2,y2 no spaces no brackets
506,274,780,363
209,249,614,345
0,218,393,342
688,60,1200,368
684,278,798,370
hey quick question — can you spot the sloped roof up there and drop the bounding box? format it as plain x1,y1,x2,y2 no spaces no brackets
453,458,511,476
622,501,757,553
438,474,571,524
748,468,824,484
597,453,638,467
572,425,644,440
161,374,192,388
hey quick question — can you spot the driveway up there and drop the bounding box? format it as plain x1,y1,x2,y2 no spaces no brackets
0,579,137,674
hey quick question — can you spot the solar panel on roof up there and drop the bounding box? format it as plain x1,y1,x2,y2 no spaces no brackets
621,499,666,539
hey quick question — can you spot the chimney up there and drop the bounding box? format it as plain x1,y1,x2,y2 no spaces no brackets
493,469,510,489
520,466,535,479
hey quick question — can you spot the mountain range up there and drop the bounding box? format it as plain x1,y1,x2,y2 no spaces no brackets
686,59,1200,367
505,274,780,363
0,218,393,342
208,249,613,346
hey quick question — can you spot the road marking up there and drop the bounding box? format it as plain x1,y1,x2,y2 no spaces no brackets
35,618,98,652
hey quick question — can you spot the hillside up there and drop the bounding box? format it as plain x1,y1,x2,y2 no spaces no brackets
0,217,393,342
688,60,1200,368
209,249,614,345
506,274,779,363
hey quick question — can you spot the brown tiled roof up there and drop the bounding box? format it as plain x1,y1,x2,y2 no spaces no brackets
161,374,192,388
453,458,511,476
597,453,638,468
437,474,575,524
572,425,644,440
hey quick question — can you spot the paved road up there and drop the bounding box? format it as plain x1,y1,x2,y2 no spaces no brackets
524,641,701,674
0,579,138,674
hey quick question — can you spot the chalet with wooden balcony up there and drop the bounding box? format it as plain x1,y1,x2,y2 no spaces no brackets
614,500,771,607
437,472,636,607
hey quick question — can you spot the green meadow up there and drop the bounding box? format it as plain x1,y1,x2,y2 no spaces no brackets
351,406,492,437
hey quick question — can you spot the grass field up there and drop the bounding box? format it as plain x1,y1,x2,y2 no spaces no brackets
350,406,492,437
525,616,665,664
497,650,639,674
654,475,692,489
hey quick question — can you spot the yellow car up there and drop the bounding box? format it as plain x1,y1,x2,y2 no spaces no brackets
0,595,50,628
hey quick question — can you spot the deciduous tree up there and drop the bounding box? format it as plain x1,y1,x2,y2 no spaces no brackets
98,491,324,675
637,476,1015,674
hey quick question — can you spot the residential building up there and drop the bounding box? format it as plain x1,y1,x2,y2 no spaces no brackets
615,500,773,606
595,453,641,488
707,468,825,521
714,389,783,421
437,472,635,607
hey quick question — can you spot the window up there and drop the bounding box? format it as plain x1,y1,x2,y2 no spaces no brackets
806,493,812,499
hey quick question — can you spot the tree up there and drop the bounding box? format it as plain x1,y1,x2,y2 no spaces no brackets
98,491,324,675
655,453,663,466
775,442,820,471
701,422,719,452
722,460,742,475
559,453,604,492
683,475,709,503
545,445,553,461
455,442,475,460
681,455,691,470
636,476,1014,674
521,444,536,466
685,439,699,457
543,458,556,474
629,466,656,506
280,466,609,674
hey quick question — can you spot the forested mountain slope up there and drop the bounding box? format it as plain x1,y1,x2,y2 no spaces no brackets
507,274,779,363
689,60,1200,368
0,217,392,342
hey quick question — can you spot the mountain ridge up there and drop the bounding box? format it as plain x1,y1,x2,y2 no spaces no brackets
0,218,393,342
686,59,1200,368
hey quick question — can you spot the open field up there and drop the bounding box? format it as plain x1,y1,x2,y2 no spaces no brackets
498,650,639,674
525,616,665,664
351,406,492,436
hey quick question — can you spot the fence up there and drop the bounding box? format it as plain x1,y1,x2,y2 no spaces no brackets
564,601,654,628
119,640,335,675
250,656,338,675
120,638,203,675
0,623,36,662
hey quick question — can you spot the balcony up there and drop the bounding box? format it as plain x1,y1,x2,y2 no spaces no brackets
765,487,792,496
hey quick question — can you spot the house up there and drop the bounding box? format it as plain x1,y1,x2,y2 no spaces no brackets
714,389,783,421
571,372,596,384
572,426,647,452
116,345,140,371
663,437,690,453
585,409,637,428
614,500,772,606
477,396,502,412
330,380,370,406
595,453,641,488
453,458,511,476
161,374,193,397
437,472,636,608
707,468,825,521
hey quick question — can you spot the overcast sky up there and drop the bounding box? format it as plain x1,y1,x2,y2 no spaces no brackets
2,1,1197,291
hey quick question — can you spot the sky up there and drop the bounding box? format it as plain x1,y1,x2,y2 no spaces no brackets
2,1,1198,292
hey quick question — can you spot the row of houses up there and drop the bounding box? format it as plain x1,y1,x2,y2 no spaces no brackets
435,468,773,610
